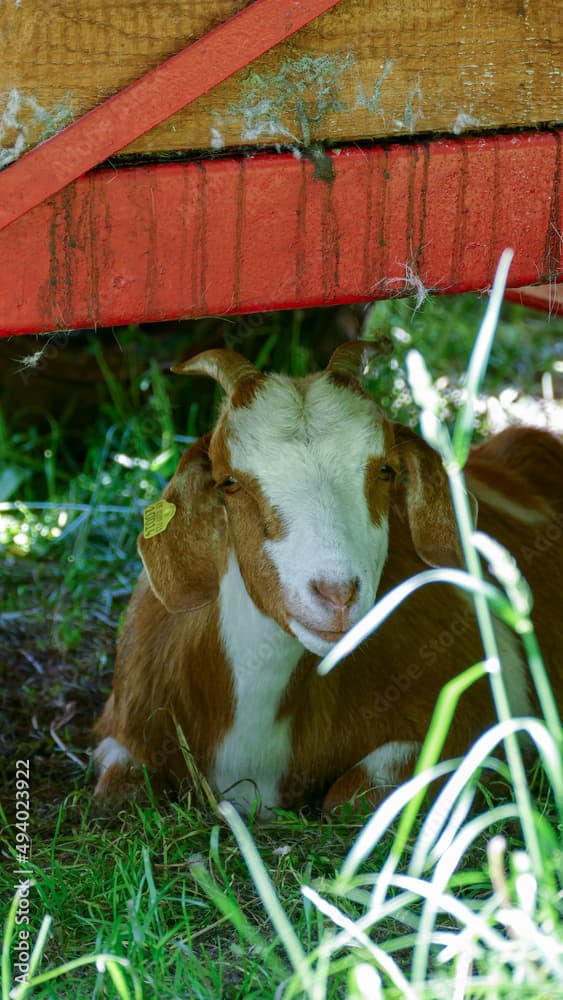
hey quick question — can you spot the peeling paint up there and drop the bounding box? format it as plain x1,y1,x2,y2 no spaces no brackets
403,82,424,133
225,53,356,145
0,90,26,168
0,89,75,169
210,127,224,150
31,94,75,143
392,82,424,134
452,112,482,134
233,96,297,144
355,60,393,114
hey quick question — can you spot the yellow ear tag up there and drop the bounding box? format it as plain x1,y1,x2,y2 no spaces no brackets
143,499,176,539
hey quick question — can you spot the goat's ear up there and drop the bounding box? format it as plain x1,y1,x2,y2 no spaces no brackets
138,435,226,613
392,424,462,568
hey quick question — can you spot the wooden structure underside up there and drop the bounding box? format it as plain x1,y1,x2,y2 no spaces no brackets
0,0,561,335
2,131,561,336
2,0,561,162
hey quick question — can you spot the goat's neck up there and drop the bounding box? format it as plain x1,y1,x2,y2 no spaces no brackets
214,554,304,813
219,553,304,696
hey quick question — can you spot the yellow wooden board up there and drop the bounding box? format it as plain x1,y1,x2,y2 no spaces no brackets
1,0,561,165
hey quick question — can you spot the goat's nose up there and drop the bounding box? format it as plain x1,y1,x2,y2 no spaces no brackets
311,578,360,610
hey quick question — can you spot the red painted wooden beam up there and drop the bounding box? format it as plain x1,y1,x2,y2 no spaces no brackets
505,284,563,316
1,130,561,336
0,0,343,232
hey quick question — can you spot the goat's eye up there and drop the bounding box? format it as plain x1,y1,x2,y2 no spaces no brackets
379,464,396,482
220,476,240,494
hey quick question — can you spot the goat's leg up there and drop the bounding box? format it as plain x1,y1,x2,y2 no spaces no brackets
322,741,421,815
92,736,148,805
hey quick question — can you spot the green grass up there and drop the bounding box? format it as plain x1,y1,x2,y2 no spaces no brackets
2,796,372,999
1,287,562,997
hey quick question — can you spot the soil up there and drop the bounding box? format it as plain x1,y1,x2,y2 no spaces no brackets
0,558,123,831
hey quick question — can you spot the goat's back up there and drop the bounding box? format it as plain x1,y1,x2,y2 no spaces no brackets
466,428,563,699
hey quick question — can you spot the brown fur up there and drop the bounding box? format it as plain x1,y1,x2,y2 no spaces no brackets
95,577,234,795
279,431,563,812
137,435,227,613
321,749,421,815
466,428,563,684
94,358,563,813
277,503,493,811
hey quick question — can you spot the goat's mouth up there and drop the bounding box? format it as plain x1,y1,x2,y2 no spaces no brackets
309,627,349,642
288,617,351,656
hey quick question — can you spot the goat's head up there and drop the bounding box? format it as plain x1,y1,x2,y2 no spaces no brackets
138,344,460,656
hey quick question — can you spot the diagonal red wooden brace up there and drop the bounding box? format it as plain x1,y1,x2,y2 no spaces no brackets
0,0,343,232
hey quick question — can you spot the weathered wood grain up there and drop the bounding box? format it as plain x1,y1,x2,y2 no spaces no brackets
1,0,561,162
0,0,343,231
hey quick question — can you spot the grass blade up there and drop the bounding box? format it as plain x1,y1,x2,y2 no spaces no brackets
190,862,287,979
390,660,490,863
318,570,508,676
452,247,514,465
302,886,418,1000
218,801,317,997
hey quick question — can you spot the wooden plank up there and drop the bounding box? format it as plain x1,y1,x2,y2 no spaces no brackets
1,0,561,162
506,284,563,316
0,0,343,232
1,130,561,336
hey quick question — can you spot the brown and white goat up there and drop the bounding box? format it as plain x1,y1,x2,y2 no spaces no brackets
94,344,563,814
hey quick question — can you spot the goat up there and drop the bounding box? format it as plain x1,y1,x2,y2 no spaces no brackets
94,343,562,815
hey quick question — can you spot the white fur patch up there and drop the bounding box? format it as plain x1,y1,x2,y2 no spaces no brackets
94,736,132,773
287,618,336,658
361,741,421,787
213,555,304,814
226,374,389,650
